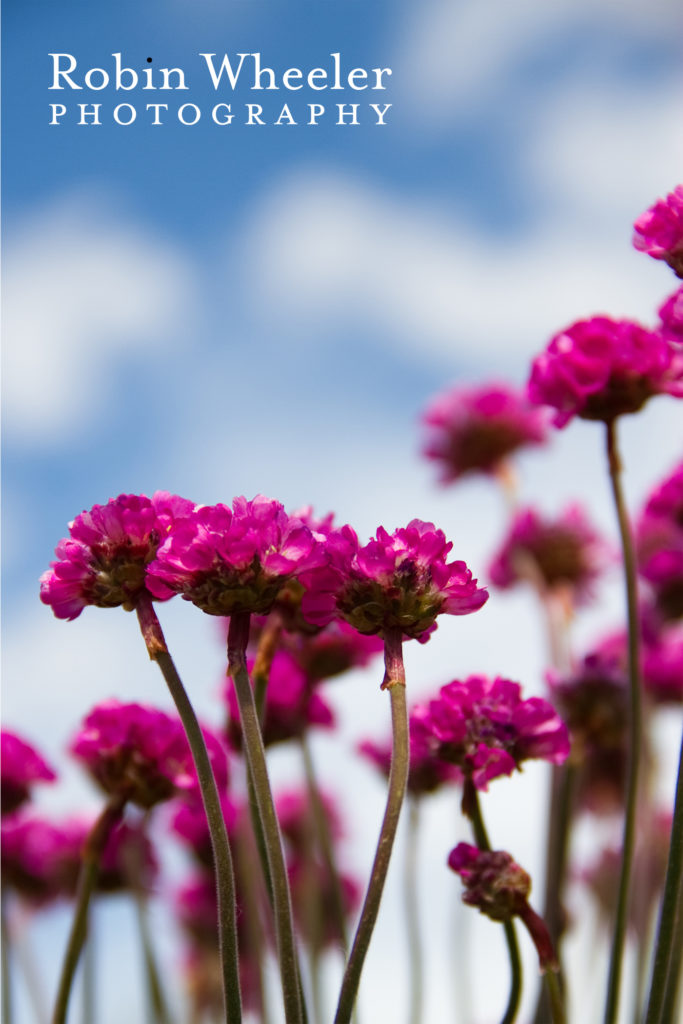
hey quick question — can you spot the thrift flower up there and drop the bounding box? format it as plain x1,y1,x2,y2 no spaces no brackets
301,519,488,641
488,504,610,604
637,460,683,621
422,382,547,483
1,730,56,816
40,492,194,620
71,699,228,809
147,495,326,617
359,703,459,797
424,675,570,790
633,185,683,277
527,316,683,427
658,286,683,346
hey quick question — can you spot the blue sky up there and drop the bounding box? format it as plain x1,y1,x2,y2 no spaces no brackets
3,1,683,1021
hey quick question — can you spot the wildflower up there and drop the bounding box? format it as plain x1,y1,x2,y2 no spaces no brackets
637,460,683,621
1,730,56,816
448,843,557,970
71,699,228,809
658,286,683,346
301,519,488,641
424,675,570,791
147,495,326,617
40,492,194,620
421,382,547,483
527,317,683,427
633,185,683,277
171,794,240,870
488,504,610,604
284,620,384,683
359,703,459,797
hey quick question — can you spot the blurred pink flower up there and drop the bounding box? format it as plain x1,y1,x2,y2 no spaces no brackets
658,286,683,346
527,316,683,427
359,703,459,797
301,519,488,641
40,492,194,620
637,460,683,621
147,495,326,617
422,382,547,483
1,730,56,816
633,185,683,277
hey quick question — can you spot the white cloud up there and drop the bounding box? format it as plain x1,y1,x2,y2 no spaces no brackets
3,192,196,446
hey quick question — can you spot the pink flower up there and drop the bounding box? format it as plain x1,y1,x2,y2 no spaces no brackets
1,731,56,816
301,520,488,640
633,185,683,277
424,675,570,790
488,504,611,604
71,699,228,809
658,286,683,346
422,382,547,483
285,620,384,682
275,788,344,856
170,793,240,870
147,495,326,617
527,317,683,427
637,460,683,621
40,492,194,620
225,649,335,749
359,703,459,797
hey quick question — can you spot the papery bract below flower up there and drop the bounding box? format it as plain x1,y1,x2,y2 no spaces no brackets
71,699,228,809
527,317,683,428
424,675,570,790
147,495,326,617
40,492,194,621
1,730,56,816
633,185,683,277
488,504,611,604
301,519,488,641
225,650,335,749
421,382,547,484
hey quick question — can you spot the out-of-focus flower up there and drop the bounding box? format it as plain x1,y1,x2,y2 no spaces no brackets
423,675,570,791
275,788,344,857
637,460,683,621
488,504,610,605
71,699,228,809
1,731,56,816
448,842,557,970
421,382,547,484
658,287,683,346
359,703,459,797
633,185,683,277
147,495,326,617
301,520,488,641
225,650,335,749
285,620,384,683
527,317,683,428
170,792,240,870
288,856,360,953
40,492,194,620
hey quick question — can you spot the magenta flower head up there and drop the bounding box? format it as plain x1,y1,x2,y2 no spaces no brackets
1,730,56,816
171,793,240,870
633,185,683,277
302,519,488,642
71,699,228,809
448,843,557,970
528,316,683,428
488,504,611,604
40,492,194,621
425,675,570,791
637,460,683,621
285,620,384,683
658,286,683,346
422,382,547,483
147,495,326,617
225,649,335,749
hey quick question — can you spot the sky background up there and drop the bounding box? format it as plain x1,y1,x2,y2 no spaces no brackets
3,1,683,1022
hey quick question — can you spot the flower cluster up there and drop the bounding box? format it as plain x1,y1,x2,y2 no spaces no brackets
527,316,683,427
1,730,56,816
633,185,683,277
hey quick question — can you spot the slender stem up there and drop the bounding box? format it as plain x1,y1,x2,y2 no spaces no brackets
228,612,304,1024
2,896,12,1024
462,780,522,1024
644,729,683,1024
334,629,409,1024
252,611,283,725
603,420,643,1024
81,914,95,1024
405,800,424,1024
660,896,683,1024
544,969,566,1024
135,893,172,1024
136,595,242,1024
300,733,349,953
52,794,126,1024
233,822,273,1024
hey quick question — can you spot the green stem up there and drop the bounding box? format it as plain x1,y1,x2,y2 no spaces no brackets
52,794,126,1024
2,896,12,1024
334,629,409,1024
228,612,304,1024
544,969,566,1024
462,779,522,1024
644,729,683,1024
135,892,173,1024
81,915,95,1024
136,595,242,1024
405,800,424,1024
603,420,643,1024
300,732,349,953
